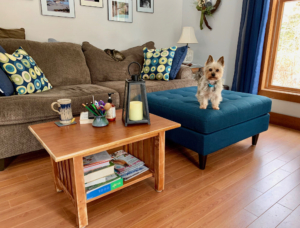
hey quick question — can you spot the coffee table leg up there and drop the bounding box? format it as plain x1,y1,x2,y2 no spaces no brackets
50,157,62,192
71,157,88,228
154,132,165,192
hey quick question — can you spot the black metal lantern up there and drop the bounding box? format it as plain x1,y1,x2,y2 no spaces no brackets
122,62,150,127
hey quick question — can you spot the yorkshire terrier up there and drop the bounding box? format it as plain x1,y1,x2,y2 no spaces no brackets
195,55,225,110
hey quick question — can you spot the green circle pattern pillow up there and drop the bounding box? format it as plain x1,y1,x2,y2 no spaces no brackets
141,46,178,81
0,47,52,95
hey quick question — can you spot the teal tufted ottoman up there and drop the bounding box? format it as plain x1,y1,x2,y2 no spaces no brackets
147,87,272,169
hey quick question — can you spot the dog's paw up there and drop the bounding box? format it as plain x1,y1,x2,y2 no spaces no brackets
200,105,207,109
213,106,220,110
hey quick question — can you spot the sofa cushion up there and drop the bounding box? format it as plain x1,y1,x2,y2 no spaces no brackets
0,28,25,39
0,47,53,95
82,41,155,83
99,79,197,108
147,87,272,134
0,39,91,86
175,65,193,79
0,84,119,125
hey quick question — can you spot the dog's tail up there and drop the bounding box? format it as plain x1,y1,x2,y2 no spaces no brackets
194,67,204,81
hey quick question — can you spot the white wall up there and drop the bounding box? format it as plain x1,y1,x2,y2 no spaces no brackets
271,99,300,118
0,0,183,50
182,0,243,86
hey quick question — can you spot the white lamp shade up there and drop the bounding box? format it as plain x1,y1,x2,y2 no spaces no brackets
178,27,198,44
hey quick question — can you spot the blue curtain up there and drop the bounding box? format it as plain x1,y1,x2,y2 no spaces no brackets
232,0,270,94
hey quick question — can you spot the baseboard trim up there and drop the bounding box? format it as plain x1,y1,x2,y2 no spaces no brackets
270,112,300,131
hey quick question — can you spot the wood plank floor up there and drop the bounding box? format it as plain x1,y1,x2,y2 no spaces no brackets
0,124,300,228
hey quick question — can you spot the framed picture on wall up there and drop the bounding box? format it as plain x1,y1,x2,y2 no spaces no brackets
81,0,103,8
137,0,153,13
41,0,75,18
108,0,133,23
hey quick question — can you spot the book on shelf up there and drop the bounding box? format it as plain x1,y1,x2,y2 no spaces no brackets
84,161,114,183
83,151,112,172
86,173,123,200
111,150,149,181
85,173,120,192
80,112,94,124
84,161,110,173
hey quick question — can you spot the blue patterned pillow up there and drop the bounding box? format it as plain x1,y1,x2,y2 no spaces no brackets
169,45,188,80
0,47,52,95
141,46,178,81
0,46,15,96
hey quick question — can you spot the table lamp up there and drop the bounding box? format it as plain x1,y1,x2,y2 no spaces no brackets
178,27,199,64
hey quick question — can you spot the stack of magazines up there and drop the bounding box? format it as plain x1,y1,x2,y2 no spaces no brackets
83,151,123,200
111,150,149,181
83,151,112,173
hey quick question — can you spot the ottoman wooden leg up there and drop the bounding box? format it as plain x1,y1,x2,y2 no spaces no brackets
252,134,260,146
199,155,207,170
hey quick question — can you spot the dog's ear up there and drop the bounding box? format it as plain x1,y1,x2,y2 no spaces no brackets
217,56,225,66
205,55,214,66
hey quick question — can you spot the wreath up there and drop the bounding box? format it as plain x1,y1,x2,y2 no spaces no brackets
196,0,221,30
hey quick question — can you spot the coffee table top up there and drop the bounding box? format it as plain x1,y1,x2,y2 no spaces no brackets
29,110,180,162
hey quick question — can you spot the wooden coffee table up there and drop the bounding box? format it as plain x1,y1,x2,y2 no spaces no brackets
29,110,180,228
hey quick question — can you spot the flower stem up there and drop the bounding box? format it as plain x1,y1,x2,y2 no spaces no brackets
200,11,204,30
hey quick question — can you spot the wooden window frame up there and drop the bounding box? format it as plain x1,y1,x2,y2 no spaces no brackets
259,0,300,103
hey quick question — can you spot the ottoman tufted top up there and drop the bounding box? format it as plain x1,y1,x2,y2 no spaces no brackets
147,87,272,134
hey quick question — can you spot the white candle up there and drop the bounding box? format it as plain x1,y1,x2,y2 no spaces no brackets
129,101,143,121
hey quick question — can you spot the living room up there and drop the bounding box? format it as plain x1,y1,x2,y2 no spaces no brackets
0,0,300,227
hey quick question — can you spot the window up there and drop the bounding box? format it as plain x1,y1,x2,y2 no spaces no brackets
259,0,300,103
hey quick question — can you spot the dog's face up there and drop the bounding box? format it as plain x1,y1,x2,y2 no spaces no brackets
204,55,225,81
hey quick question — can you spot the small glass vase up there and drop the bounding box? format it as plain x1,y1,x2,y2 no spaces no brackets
92,115,109,127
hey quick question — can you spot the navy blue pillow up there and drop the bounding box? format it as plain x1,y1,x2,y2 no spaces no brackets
0,46,14,96
169,45,188,80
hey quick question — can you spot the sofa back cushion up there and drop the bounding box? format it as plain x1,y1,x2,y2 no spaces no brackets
0,39,91,86
0,28,25,39
82,41,155,83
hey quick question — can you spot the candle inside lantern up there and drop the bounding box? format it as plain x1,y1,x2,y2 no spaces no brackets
129,101,143,121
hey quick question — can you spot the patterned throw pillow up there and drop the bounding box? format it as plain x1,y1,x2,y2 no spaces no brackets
169,45,188,80
141,46,178,81
0,45,15,96
0,47,52,95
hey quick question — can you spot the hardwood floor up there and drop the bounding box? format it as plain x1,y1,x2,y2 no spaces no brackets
0,124,300,228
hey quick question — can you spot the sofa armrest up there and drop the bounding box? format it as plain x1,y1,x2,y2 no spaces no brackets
175,65,194,79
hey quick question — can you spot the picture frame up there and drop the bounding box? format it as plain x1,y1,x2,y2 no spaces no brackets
108,0,133,23
80,0,103,8
41,0,75,18
137,0,154,13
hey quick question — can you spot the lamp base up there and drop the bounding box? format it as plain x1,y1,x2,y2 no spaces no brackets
183,47,194,64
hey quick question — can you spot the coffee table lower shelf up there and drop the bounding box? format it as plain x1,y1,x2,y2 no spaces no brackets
50,134,166,228
87,170,153,203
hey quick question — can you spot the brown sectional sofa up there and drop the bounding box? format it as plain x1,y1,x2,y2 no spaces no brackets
0,38,197,167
